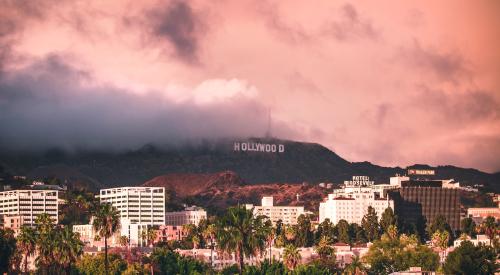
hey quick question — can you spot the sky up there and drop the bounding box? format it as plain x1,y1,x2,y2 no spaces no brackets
0,0,499,172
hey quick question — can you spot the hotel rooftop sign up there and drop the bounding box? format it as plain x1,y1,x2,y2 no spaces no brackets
233,141,285,153
408,169,435,175
344,176,374,187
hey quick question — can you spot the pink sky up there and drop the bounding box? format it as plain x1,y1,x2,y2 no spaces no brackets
1,0,499,172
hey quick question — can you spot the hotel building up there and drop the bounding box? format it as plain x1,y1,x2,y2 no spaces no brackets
319,176,394,224
99,187,166,225
165,206,207,226
0,190,59,226
246,196,305,225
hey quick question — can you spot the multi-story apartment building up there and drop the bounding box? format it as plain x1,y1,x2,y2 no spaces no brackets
246,196,305,225
99,187,166,225
0,190,59,226
319,176,394,224
165,206,207,226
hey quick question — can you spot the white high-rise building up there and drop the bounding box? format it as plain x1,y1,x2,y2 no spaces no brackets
165,206,207,226
99,187,166,225
246,196,305,225
319,176,394,225
0,190,59,226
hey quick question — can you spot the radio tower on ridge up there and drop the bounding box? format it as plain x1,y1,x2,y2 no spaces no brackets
265,108,272,139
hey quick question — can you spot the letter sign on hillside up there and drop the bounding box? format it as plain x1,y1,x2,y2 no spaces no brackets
233,142,285,153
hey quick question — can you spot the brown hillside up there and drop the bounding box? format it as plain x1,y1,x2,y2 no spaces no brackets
142,171,245,197
142,171,332,213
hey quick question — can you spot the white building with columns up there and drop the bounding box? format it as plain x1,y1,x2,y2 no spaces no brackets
319,176,394,224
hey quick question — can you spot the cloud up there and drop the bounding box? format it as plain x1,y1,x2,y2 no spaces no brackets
414,85,500,126
0,54,296,151
400,40,470,83
145,0,206,64
323,3,380,41
257,2,312,44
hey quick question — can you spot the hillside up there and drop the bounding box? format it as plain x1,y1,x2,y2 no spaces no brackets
0,138,498,192
142,171,332,214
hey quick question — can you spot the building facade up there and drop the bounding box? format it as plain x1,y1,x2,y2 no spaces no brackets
389,181,461,231
165,206,207,226
319,176,394,224
155,225,188,243
246,197,305,225
99,187,166,225
0,190,59,226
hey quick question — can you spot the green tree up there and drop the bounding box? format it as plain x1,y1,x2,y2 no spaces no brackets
315,219,335,245
444,241,499,275
216,205,271,274
426,215,453,243
76,253,127,275
295,214,314,247
361,206,380,242
0,228,16,274
92,203,121,275
460,217,476,237
363,231,439,275
150,248,208,274
336,219,351,243
283,244,301,270
349,223,367,244
17,226,37,273
243,260,286,275
55,227,84,274
379,207,397,233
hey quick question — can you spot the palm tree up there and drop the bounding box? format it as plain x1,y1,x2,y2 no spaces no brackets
431,230,449,263
202,224,216,267
216,205,270,274
285,225,296,242
315,235,334,260
17,226,37,273
343,256,366,275
55,227,84,274
35,213,56,275
146,227,157,247
92,203,120,275
283,244,301,270
479,216,498,240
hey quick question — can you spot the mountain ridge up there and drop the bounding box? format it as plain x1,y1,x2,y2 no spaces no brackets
0,138,498,192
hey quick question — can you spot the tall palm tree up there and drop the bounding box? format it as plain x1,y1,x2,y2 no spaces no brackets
17,226,37,274
216,205,270,274
283,244,301,270
35,213,56,275
92,203,120,275
285,226,296,242
55,227,84,275
202,224,216,267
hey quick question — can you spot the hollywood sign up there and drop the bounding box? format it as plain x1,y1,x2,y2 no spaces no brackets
233,142,285,153
344,176,374,187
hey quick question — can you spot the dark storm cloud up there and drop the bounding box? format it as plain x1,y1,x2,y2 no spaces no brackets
324,3,380,41
146,0,205,64
0,55,296,151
